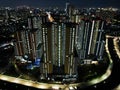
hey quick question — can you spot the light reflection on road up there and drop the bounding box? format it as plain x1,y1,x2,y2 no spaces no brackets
113,37,120,59
113,84,120,90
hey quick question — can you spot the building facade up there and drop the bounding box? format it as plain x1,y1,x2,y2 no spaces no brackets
41,22,77,78
76,17,105,62
14,16,43,61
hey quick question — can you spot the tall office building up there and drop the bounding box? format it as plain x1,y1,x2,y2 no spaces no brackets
93,18,105,60
14,16,43,61
41,22,77,78
76,17,105,61
76,19,92,60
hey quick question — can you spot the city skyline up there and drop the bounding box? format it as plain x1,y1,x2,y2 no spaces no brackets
0,0,119,8
0,1,120,89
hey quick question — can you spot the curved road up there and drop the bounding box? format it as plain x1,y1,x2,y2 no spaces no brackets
78,36,120,90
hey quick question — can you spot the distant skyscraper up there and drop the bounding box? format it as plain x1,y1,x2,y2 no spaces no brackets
65,2,75,22
5,9,9,20
65,2,70,15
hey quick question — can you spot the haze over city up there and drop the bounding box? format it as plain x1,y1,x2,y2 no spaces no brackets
0,0,119,8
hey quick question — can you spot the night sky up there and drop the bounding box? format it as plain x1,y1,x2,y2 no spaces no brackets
0,0,119,8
